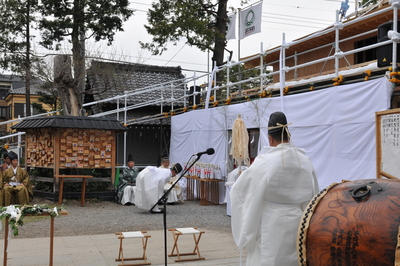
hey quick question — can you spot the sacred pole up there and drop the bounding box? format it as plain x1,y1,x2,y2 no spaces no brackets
238,8,241,62
237,8,242,96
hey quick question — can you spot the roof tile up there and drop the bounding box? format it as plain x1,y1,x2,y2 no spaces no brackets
86,61,186,107
12,115,127,132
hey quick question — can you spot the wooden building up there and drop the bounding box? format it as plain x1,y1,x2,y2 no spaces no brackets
85,61,186,167
12,116,127,198
0,75,52,134
241,0,400,107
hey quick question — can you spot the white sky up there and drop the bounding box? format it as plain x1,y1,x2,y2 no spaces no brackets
32,0,359,81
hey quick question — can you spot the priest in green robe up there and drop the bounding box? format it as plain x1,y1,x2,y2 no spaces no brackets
116,154,139,205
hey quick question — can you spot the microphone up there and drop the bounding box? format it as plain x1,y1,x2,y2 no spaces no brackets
193,148,215,157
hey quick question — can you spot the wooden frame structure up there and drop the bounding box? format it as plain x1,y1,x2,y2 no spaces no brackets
186,176,224,205
115,231,151,266
12,116,127,192
376,108,400,179
168,227,205,262
56,175,93,206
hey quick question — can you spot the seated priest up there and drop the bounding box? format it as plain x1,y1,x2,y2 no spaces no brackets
159,157,170,169
116,154,139,205
163,163,184,203
1,148,11,173
3,151,33,206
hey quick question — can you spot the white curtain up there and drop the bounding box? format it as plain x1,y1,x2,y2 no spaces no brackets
170,77,393,190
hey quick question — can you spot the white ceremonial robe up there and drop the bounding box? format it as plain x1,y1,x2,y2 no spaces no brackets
121,186,136,205
230,143,319,266
225,167,248,216
134,166,171,211
227,166,248,184
164,174,183,203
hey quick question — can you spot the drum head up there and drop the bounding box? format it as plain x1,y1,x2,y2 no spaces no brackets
298,179,400,266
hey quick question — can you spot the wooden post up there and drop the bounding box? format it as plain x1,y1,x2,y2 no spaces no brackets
58,177,64,205
25,130,29,171
81,177,87,206
376,112,381,179
111,132,116,186
4,217,9,266
54,128,60,192
50,216,54,266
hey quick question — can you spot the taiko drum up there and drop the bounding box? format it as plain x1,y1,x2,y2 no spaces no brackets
298,179,400,266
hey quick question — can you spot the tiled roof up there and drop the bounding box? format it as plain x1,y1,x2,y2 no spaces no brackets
12,115,127,132
101,108,172,126
10,83,51,96
86,61,186,107
0,75,24,83
0,75,44,95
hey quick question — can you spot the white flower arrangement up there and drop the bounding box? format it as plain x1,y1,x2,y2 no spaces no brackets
0,204,64,236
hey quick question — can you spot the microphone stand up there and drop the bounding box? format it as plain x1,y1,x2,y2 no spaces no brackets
149,154,202,266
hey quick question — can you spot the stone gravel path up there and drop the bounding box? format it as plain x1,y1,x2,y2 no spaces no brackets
0,198,232,239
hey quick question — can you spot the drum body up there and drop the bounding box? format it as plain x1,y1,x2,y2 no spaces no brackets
298,179,400,266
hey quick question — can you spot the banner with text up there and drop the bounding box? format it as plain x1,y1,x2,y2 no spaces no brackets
239,1,262,40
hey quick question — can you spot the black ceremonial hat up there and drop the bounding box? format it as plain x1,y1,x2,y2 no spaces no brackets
8,151,18,161
1,148,9,159
268,111,288,135
127,154,134,162
172,163,182,173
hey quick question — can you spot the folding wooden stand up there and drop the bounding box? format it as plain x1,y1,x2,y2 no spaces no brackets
168,227,205,262
115,231,151,266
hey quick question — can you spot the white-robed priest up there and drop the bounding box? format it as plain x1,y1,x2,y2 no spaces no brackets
164,163,183,203
230,111,319,266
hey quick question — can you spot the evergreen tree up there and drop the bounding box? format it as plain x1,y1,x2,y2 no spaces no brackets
31,87,60,114
141,0,237,95
37,0,134,116
221,63,270,97
359,0,378,7
0,0,39,117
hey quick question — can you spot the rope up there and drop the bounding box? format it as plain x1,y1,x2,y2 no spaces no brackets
267,122,292,142
268,122,296,167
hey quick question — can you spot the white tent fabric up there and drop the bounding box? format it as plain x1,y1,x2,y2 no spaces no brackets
170,77,393,189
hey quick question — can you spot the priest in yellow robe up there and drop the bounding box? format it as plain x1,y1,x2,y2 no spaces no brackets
3,151,33,206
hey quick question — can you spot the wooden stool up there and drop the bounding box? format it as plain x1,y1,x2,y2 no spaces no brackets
168,227,205,262
115,231,151,266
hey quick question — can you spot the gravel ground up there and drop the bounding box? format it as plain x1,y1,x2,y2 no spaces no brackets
0,197,232,239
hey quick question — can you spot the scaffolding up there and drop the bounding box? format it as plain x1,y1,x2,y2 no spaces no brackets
3,0,400,161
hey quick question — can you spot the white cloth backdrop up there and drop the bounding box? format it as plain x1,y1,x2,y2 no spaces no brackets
170,77,393,189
